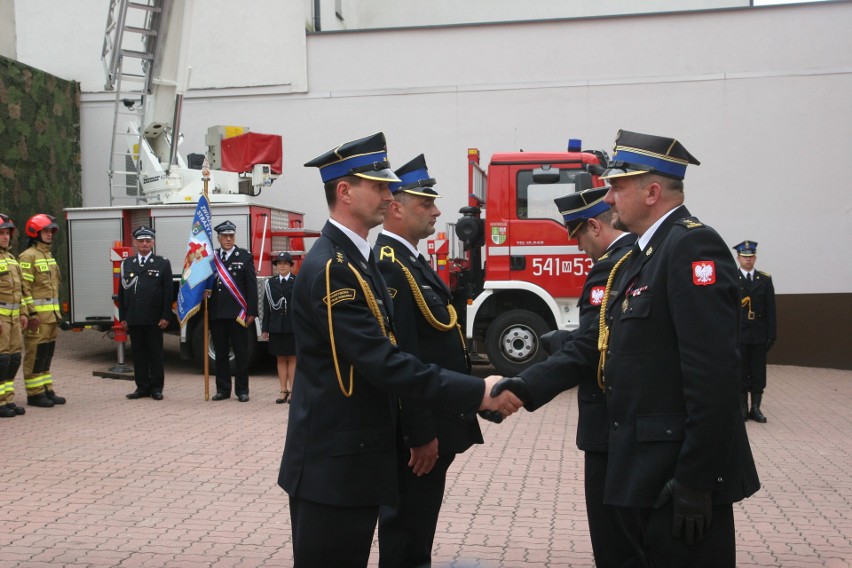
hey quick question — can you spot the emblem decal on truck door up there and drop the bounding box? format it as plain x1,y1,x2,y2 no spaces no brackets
490,224,507,245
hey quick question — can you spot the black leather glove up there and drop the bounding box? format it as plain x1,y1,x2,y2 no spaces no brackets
490,376,529,404
540,330,571,355
477,410,504,424
766,338,775,352
653,479,713,546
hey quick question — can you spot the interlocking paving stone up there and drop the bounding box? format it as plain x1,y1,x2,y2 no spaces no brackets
0,331,849,567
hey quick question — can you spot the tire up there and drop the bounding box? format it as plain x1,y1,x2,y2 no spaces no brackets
191,319,257,374
485,309,550,376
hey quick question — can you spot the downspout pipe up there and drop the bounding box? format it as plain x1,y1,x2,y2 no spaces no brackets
313,0,321,31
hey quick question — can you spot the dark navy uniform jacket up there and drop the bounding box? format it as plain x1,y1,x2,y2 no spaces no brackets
521,232,637,453
738,270,776,345
522,206,760,508
375,233,483,455
262,274,295,334
278,221,486,508
118,255,173,326
208,246,258,320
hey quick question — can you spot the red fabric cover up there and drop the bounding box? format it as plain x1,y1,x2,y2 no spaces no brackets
220,132,283,174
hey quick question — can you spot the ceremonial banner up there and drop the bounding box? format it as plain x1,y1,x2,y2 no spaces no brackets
177,196,215,324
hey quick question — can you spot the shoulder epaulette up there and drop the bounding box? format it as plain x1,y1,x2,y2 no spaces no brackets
676,217,704,230
758,270,772,278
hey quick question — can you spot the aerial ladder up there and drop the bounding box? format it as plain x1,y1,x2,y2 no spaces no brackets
101,0,274,205
103,0,180,203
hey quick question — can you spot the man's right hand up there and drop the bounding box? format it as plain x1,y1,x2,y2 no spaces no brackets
479,375,522,419
490,376,530,404
27,316,40,331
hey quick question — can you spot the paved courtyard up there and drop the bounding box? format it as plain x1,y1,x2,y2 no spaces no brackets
1,331,850,567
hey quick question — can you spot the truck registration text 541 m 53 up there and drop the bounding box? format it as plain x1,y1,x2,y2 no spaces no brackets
531,256,592,277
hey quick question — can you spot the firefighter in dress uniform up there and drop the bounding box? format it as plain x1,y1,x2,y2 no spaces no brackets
19,214,65,408
277,132,519,568
733,240,776,423
494,130,760,567
516,187,645,567
261,251,297,404
120,226,173,400
374,155,484,568
0,214,27,417
208,220,257,402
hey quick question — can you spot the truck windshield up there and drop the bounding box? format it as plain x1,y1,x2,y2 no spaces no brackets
516,170,584,222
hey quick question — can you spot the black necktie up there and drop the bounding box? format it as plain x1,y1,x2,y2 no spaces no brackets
221,250,227,262
747,272,752,282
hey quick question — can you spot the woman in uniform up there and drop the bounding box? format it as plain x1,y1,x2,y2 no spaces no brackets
262,252,297,404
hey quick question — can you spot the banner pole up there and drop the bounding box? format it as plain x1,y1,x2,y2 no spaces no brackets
204,295,210,401
203,158,211,401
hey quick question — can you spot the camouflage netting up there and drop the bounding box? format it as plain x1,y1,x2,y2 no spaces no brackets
0,56,81,309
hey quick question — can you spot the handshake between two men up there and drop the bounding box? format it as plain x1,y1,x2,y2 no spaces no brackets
478,376,530,424
479,373,715,546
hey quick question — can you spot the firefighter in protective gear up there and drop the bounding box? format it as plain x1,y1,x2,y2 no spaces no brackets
19,214,65,408
0,214,26,417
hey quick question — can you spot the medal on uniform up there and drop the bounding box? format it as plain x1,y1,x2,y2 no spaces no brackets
622,297,629,313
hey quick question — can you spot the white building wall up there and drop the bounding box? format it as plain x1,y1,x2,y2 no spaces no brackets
346,0,748,29
9,1,852,295
12,0,308,93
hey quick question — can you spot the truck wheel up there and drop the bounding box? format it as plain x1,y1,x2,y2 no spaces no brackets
191,322,257,374
485,310,549,376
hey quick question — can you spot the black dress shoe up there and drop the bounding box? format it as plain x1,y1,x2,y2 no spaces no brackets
238,394,250,402
7,402,25,415
211,392,229,401
151,392,164,401
126,391,150,400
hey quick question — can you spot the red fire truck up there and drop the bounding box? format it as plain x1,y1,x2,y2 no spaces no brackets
429,142,608,376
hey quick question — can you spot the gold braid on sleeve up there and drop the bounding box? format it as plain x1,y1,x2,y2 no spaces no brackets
596,250,633,391
326,259,354,397
325,259,398,398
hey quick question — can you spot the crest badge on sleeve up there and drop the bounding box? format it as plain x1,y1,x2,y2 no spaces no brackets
692,261,716,286
589,286,605,306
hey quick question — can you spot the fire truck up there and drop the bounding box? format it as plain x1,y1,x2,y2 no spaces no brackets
64,0,319,372
429,142,608,376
